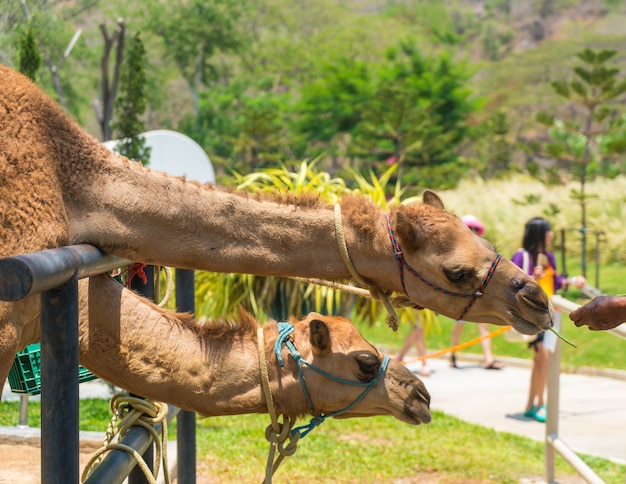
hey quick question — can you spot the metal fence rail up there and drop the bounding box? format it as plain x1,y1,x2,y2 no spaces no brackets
0,245,197,484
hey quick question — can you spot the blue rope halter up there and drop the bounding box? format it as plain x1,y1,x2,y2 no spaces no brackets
274,321,390,438
387,212,502,321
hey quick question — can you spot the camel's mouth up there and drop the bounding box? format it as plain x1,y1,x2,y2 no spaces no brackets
334,366,432,425
507,311,553,334
508,286,554,335
393,375,431,425
505,280,554,334
402,385,432,425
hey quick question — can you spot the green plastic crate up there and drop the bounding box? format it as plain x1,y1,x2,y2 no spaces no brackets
8,343,97,396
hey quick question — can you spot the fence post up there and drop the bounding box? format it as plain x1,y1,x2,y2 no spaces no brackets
40,274,80,484
19,395,29,427
129,265,155,484
544,324,562,483
0,245,132,483
175,268,197,484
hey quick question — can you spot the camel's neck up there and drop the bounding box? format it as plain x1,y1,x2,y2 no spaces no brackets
1,64,400,293
67,152,400,290
79,276,303,417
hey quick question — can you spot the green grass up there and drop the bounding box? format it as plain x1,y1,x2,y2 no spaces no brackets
1,400,624,483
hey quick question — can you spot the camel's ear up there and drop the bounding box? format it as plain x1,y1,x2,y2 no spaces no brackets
309,318,331,356
395,211,423,251
423,190,445,209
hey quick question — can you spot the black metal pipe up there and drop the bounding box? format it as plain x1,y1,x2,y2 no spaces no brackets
176,268,197,484
129,266,156,484
0,247,200,483
0,244,130,301
40,276,80,484
84,425,156,484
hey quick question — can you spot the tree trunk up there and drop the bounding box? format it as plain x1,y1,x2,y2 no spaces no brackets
94,19,125,141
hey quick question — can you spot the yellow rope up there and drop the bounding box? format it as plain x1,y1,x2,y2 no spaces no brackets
290,276,371,298
81,393,170,484
333,204,400,331
257,327,300,484
400,326,512,365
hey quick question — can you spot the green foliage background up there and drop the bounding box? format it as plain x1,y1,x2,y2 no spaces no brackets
3,0,626,189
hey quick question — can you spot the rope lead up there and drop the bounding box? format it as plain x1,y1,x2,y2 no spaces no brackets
334,204,400,330
258,327,301,484
81,393,170,484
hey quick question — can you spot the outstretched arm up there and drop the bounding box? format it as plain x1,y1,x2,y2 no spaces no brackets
570,296,626,331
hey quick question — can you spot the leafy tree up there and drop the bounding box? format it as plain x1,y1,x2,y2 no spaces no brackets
293,57,373,168
230,89,288,170
18,24,41,81
181,77,290,178
111,32,151,164
179,82,240,177
148,0,245,117
290,40,479,188
536,48,626,276
465,110,516,179
352,40,478,189
479,22,513,61
3,2,92,117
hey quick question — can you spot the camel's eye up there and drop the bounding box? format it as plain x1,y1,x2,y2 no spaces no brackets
356,352,381,382
444,267,475,285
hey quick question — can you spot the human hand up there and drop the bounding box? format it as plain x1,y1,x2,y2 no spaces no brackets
569,296,626,331
569,275,586,288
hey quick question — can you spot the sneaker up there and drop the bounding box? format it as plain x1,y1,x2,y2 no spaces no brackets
533,405,547,423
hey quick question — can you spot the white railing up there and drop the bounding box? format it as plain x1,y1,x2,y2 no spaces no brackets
546,295,624,484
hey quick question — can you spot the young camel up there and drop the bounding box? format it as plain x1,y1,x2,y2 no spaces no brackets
0,65,553,400
79,275,431,424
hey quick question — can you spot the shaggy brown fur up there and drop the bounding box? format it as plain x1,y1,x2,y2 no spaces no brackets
0,65,553,416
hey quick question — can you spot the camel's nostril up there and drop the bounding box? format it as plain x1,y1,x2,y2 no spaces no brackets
512,277,526,293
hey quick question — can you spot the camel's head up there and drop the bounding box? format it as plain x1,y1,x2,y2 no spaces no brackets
389,191,553,335
278,314,431,425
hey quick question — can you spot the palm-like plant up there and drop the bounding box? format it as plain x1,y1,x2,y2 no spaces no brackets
194,161,437,330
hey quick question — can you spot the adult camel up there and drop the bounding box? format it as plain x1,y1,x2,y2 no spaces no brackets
0,65,553,414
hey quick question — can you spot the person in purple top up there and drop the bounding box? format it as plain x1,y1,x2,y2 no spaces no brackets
511,217,585,422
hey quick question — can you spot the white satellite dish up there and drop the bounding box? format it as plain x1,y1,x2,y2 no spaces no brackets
103,129,215,184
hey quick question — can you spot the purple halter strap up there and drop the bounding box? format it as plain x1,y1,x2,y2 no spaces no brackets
387,213,502,321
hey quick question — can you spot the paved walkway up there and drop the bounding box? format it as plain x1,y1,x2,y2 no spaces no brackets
403,353,626,465
2,353,626,467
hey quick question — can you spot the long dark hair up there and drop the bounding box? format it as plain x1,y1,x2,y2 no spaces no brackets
522,217,551,262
